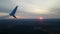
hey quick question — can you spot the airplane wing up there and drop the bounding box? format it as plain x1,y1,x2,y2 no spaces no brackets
9,6,18,18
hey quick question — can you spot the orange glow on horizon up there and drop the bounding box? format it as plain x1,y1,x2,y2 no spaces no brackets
8,16,35,19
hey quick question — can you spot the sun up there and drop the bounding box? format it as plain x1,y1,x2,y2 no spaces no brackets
39,16,44,20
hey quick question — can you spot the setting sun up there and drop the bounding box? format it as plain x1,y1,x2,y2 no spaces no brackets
39,16,44,20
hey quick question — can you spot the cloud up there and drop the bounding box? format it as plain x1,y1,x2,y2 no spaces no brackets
0,13,8,16
0,0,60,19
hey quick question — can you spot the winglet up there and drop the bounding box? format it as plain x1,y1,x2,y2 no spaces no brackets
9,6,18,18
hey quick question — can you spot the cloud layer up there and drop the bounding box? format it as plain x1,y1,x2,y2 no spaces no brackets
0,0,60,19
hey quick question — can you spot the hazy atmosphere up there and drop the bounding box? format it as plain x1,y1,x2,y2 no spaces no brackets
0,0,60,19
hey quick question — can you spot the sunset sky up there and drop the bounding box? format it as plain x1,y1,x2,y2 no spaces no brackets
0,0,60,19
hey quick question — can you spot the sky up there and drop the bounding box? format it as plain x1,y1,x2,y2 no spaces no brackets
0,0,60,19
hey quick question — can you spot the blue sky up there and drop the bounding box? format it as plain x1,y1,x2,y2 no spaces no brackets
0,0,60,19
